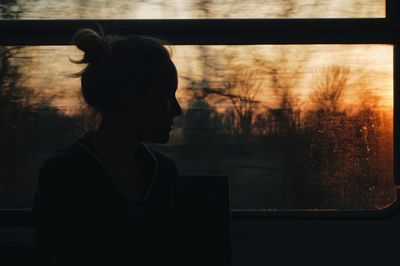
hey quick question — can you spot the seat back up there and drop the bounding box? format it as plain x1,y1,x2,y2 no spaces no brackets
181,174,232,266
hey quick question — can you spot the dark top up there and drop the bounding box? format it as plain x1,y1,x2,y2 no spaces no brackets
33,131,189,266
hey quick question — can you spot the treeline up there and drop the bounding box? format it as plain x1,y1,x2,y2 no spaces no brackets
0,1,82,199
178,65,395,209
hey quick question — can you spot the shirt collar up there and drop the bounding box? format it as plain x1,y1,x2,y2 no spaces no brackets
74,130,159,202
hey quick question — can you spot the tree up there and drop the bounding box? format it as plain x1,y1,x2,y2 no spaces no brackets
203,66,262,136
254,46,306,136
310,65,350,113
0,0,40,193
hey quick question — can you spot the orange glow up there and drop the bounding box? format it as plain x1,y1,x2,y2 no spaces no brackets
16,44,393,119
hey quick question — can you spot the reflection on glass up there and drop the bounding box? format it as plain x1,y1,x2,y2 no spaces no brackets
0,44,395,210
0,0,385,19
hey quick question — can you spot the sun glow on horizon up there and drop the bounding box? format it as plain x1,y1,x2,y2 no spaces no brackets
14,44,393,119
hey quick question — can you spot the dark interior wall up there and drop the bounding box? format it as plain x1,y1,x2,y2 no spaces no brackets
232,235,399,266
1,217,400,266
231,216,400,266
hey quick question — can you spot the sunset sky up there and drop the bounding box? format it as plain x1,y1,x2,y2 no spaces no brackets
16,44,392,117
11,0,392,116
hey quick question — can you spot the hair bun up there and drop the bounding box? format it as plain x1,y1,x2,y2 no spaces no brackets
72,28,104,63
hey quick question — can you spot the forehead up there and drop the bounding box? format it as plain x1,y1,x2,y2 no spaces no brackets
156,60,178,85
149,59,178,93
161,59,177,79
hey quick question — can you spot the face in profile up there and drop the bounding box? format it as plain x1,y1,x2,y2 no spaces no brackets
123,59,182,144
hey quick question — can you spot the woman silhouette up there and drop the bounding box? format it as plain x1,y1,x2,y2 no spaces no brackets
33,28,187,265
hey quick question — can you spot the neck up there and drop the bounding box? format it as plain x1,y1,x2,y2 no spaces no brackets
90,114,141,167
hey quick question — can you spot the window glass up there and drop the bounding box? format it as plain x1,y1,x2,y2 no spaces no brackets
0,44,395,210
1,0,385,19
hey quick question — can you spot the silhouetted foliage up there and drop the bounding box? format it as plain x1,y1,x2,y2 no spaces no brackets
178,56,394,209
0,1,81,198
0,0,38,193
284,66,395,209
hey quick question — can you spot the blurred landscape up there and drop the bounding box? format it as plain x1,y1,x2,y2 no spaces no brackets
0,0,396,210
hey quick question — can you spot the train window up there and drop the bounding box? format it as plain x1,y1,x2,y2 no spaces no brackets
0,44,395,211
4,0,385,19
0,0,398,214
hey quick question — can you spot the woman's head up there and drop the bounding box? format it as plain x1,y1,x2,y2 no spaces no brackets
71,28,182,143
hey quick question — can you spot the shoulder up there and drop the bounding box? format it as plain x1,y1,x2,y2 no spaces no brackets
37,145,85,188
39,147,83,173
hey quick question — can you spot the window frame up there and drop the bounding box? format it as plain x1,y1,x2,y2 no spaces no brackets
0,0,399,224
